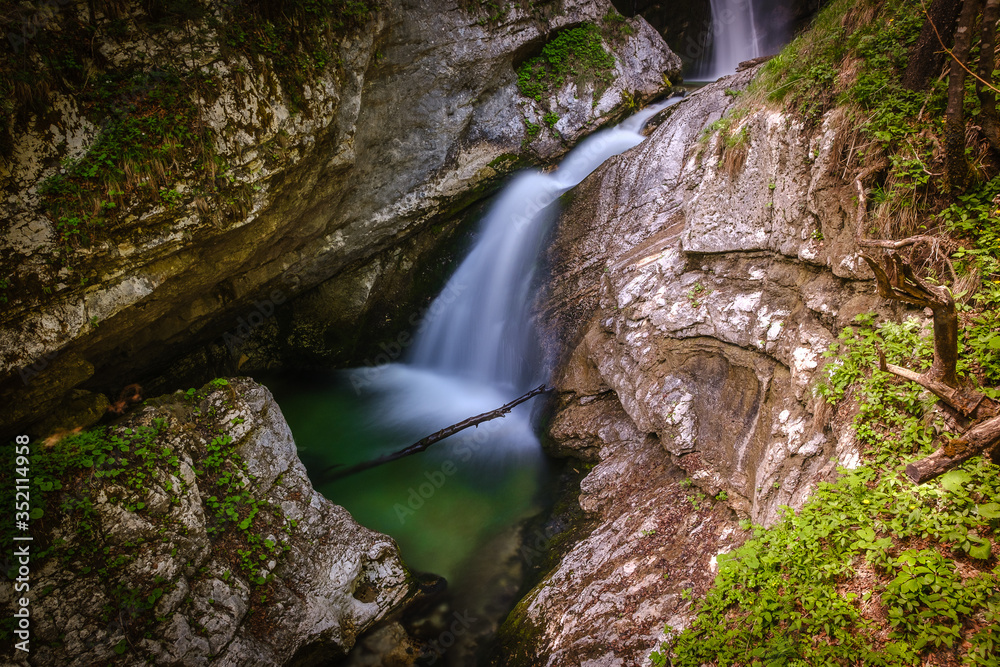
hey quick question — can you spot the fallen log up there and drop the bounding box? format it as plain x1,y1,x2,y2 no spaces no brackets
320,384,550,481
878,352,997,419
906,415,1000,483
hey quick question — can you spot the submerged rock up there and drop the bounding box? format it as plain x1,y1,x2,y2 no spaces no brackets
1,378,411,666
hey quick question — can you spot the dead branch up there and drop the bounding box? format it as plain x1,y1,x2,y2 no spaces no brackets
880,356,995,418
859,235,944,250
864,250,1000,483
320,384,550,481
860,236,959,286
853,157,890,241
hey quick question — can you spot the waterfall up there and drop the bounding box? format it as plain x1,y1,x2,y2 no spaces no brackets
696,0,762,80
359,97,682,461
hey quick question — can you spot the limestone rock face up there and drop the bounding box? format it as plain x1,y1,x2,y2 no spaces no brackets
0,0,680,437
502,393,743,667
509,67,888,663
543,67,877,524
2,378,410,666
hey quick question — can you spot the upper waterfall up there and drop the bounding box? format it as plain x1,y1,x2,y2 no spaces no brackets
696,0,762,79
410,98,682,392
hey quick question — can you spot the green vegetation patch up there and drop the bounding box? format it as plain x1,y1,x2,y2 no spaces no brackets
37,70,221,252
653,316,1000,666
516,22,615,104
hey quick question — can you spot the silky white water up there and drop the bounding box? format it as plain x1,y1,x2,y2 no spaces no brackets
361,97,683,463
696,0,762,80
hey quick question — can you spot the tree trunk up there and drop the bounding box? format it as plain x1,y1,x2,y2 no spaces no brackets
904,0,965,91
978,0,1000,151
944,0,981,190
862,252,960,386
930,302,961,386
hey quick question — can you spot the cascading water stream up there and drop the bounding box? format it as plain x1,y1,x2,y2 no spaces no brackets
263,97,681,595
365,97,683,463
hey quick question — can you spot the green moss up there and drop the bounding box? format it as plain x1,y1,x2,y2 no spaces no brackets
516,22,615,104
601,9,635,39
496,590,548,666
487,152,528,172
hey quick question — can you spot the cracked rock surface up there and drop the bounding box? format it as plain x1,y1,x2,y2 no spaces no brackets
503,67,898,664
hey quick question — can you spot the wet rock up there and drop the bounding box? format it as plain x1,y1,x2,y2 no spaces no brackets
1,378,411,666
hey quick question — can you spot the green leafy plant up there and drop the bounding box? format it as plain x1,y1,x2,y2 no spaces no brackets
516,23,615,104
686,282,711,308
655,311,1000,665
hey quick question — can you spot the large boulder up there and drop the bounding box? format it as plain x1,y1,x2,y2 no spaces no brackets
1,377,411,666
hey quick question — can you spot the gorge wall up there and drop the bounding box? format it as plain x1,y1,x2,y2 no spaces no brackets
0,0,680,439
500,64,896,664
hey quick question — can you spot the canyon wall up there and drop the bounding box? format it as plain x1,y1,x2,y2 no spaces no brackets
0,0,680,439
501,64,895,665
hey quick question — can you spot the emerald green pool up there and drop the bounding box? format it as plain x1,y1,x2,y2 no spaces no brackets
259,370,549,588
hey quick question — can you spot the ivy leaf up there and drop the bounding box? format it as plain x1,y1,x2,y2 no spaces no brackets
29,507,44,519
969,537,992,560
987,334,1000,350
